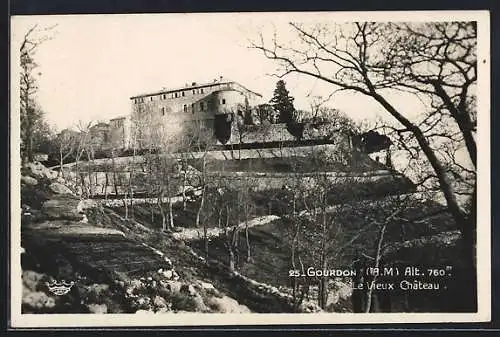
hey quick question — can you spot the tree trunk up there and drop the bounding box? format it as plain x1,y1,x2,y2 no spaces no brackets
58,150,64,178
432,82,476,167
159,191,166,231
123,186,128,220
196,185,206,228
204,222,209,260
104,172,109,199
166,173,174,229
182,167,187,211
365,224,387,313
225,207,235,271
228,248,235,271
318,192,328,309
371,93,475,288
291,219,299,306
245,204,251,262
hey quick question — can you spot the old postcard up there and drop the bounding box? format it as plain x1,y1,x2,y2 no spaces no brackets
10,10,490,327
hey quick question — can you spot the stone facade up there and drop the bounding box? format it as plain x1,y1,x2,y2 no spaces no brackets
108,116,131,150
129,76,263,148
88,122,111,151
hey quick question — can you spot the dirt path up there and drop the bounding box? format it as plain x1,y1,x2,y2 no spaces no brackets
171,215,281,241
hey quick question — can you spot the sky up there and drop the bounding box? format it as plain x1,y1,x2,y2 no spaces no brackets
10,13,411,132
11,12,487,133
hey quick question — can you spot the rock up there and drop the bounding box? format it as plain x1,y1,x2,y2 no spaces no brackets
127,279,144,295
197,281,215,291
77,199,97,212
135,309,153,314
299,301,322,313
163,270,173,279
134,296,151,310
49,182,73,195
24,162,58,180
28,222,126,239
87,284,110,299
191,294,208,312
131,279,143,288
87,303,107,314
22,290,56,310
55,176,66,184
153,296,170,310
41,197,84,221
180,284,197,297
159,281,182,294
22,270,46,292
207,296,250,313
21,175,38,186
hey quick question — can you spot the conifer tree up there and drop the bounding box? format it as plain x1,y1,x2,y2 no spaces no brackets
270,80,296,123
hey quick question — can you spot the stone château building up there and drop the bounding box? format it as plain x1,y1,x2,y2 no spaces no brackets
57,76,264,151
129,76,263,148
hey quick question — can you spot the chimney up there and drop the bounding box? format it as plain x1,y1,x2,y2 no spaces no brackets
192,82,197,86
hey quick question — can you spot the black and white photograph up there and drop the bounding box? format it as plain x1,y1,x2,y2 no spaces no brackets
10,11,490,327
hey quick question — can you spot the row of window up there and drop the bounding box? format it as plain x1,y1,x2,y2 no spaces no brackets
134,88,208,104
141,99,230,116
182,102,206,114
134,83,234,104
158,99,226,116
171,87,205,99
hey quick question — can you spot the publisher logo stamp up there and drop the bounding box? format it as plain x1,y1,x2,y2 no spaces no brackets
45,280,75,296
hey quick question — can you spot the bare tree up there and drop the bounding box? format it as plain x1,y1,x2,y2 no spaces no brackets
252,21,477,308
19,24,57,164
55,129,77,178
214,182,240,272
73,121,92,197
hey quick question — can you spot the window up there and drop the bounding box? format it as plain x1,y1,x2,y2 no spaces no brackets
200,102,204,111
193,89,196,94
175,92,178,98
183,104,187,113
150,96,153,101
191,103,195,114
222,99,226,104
182,91,185,97
200,88,204,94
161,107,165,116
162,94,166,99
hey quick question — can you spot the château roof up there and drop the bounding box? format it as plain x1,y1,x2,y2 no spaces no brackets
130,76,262,100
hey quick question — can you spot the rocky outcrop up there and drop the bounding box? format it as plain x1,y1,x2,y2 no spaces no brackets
20,162,252,314
41,196,86,221
122,269,250,313
21,175,38,186
27,221,126,239
185,245,322,313
49,182,74,195
23,162,58,180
